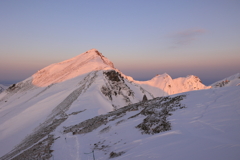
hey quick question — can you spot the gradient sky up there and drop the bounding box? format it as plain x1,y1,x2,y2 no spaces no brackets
0,0,240,85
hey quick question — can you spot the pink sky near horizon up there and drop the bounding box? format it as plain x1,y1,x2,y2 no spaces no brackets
1,49,239,85
0,1,240,85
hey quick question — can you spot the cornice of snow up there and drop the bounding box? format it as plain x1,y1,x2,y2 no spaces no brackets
32,49,115,87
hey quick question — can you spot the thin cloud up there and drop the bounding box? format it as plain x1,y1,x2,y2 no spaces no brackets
169,29,206,46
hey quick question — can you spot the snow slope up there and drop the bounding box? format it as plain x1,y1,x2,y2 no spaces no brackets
4,85,239,160
211,73,240,88
49,86,240,160
57,86,240,160
135,73,210,95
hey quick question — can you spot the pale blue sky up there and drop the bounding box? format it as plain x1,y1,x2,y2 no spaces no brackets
0,0,240,85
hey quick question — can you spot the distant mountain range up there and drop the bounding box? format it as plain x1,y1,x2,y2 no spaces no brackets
0,49,239,160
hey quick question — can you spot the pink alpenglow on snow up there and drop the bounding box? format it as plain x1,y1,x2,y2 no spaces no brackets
135,73,210,95
32,49,114,87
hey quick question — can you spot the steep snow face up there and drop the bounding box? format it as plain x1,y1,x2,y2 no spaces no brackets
32,49,114,87
136,73,210,95
211,73,240,88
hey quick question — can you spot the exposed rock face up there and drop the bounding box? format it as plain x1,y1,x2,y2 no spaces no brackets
142,95,148,102
109,151,125,158
104,70,122,82
213,80,230,87
101,70,135,109
135,95,186,134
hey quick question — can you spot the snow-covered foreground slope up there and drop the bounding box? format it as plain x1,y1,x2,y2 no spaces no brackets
54,86,240,160
2,86,240,160
135,73,210,95
211,73,240,88
51,86,240,160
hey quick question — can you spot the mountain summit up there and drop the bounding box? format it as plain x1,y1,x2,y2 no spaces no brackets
32,49,114,87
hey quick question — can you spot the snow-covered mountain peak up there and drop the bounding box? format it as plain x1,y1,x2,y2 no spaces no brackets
84,49,115,68
135,74,209,95
32,49,115,87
